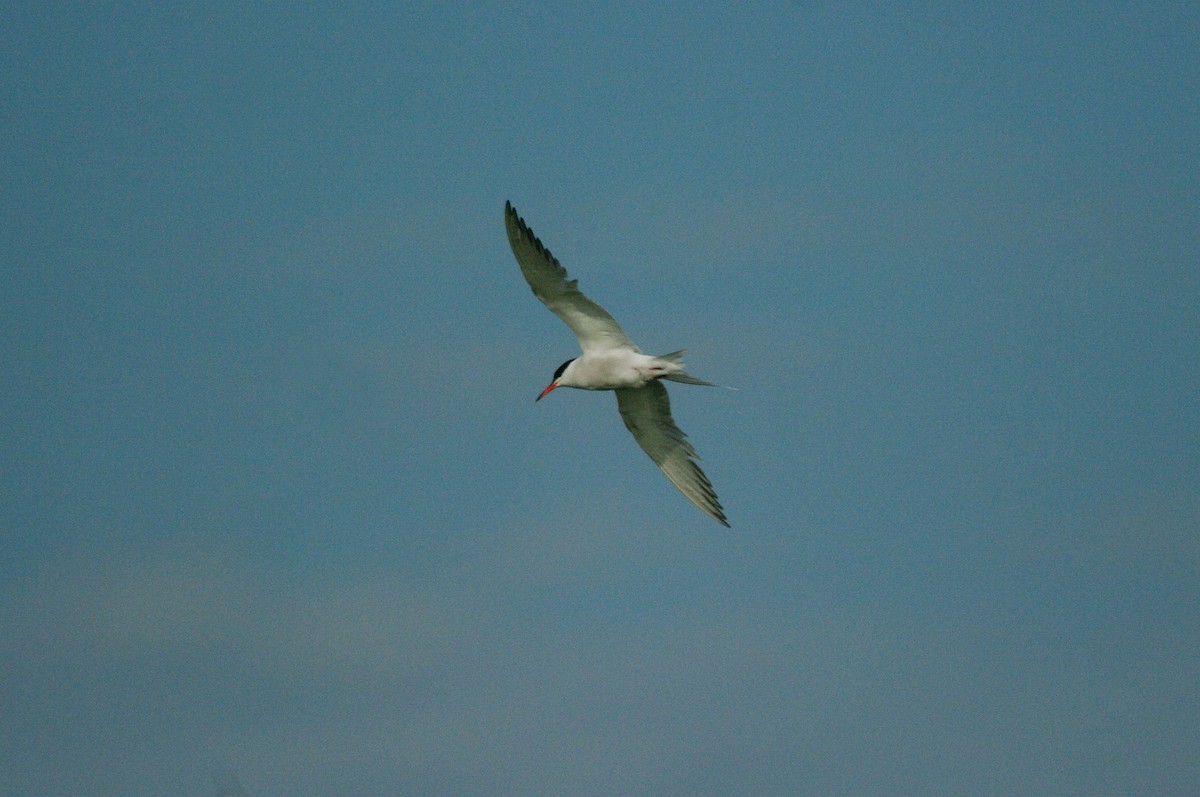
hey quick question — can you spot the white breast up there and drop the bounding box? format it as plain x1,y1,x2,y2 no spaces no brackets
561,351,660,390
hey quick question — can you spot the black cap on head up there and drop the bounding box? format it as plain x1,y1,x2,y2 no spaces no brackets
552,358,575,381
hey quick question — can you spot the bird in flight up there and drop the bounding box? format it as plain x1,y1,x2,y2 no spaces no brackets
505,201,729,527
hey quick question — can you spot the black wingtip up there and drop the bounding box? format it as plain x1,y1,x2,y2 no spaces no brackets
504,203,559,267
505,200,528,234
505,200,522,222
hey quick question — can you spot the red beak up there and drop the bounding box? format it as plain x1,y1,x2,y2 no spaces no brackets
535,381,559,402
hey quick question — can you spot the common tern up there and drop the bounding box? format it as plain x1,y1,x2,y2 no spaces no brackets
505,201,729,527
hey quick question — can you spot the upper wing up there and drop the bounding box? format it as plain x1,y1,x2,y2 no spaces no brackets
616,382,729,527
505,201,636,353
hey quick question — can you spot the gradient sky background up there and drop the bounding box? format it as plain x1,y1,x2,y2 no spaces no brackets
3,3,1198,795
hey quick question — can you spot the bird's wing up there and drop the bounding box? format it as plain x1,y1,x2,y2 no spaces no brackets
506,201,636,353
616,383,729,527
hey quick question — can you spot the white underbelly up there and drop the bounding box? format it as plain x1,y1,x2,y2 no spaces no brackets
571,351,656,390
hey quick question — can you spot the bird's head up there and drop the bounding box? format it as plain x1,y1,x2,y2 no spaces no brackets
536,358,575,401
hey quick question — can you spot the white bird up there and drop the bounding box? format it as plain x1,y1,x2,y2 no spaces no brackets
505,200,729,527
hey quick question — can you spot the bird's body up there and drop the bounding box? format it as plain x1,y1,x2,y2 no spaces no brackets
505,200,728,527
554,350,689,391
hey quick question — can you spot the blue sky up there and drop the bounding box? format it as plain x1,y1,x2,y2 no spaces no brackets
2,3,1197,795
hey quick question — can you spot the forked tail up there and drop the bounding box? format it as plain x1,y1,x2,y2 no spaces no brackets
656,349,718,386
